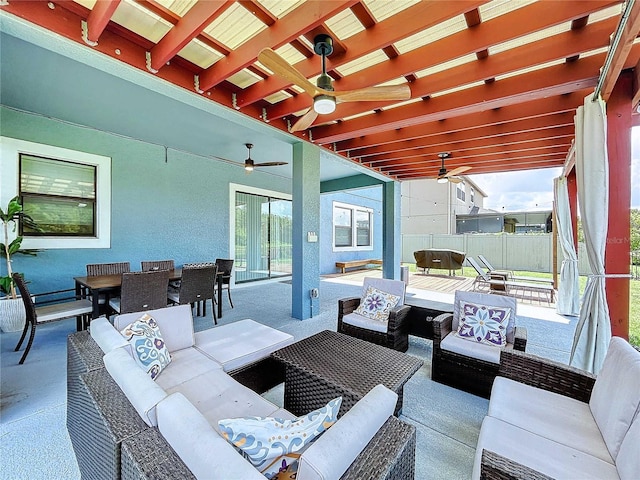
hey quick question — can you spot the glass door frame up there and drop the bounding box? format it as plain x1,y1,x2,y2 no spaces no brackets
229,183,292,285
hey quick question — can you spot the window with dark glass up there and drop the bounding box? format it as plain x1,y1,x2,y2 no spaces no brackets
19,154,97,236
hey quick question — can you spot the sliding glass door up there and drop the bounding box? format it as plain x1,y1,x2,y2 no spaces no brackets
235,192,292,283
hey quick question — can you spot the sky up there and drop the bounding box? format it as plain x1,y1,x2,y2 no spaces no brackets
468,129,640,212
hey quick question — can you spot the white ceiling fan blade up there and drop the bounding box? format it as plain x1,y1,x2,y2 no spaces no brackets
290,108,319,132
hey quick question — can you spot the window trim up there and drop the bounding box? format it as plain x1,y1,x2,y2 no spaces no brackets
332,201,373,252
1,137,111,249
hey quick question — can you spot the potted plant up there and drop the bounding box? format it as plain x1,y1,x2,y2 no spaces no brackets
1,196,39,332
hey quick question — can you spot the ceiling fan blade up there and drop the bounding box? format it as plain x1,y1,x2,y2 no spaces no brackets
254,162,288,167
290,108,319,132
445,166,472,177
258,48,319,98
331,84,411,102
447,176,463,184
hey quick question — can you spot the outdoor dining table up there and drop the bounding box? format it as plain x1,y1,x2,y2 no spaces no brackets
74,268,225,321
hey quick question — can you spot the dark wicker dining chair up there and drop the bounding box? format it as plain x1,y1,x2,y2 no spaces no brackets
108,270,169,315
85,262,131,315
12,273,93,364
168,263,218,324
141,260,175,271
214,258,234,308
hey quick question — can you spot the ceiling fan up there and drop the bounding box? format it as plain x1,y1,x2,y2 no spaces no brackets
243,143,287,173
433,153,471,184
258,34,411,133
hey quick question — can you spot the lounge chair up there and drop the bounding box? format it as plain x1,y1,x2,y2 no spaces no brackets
477,255,554,286
467,257,555,304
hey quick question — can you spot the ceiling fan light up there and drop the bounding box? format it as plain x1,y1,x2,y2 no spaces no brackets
437,177,448,184
313,94,336,114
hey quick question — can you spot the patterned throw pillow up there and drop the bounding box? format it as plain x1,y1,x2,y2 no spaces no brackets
454,301,511,347
354,285,401,322
120,313,171,380
218,396,342,479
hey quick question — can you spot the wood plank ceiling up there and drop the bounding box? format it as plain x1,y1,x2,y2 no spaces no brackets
3,0,637,180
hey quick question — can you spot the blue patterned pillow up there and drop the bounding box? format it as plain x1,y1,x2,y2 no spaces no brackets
218,396,342,479
354,285,401,322
120,313,171,380
455,301,511,347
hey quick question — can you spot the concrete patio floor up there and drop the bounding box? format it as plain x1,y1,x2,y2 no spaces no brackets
0,274,577,480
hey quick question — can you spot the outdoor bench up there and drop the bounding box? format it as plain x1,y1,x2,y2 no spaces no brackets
335,258,383,273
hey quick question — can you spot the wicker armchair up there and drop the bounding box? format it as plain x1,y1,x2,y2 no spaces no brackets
337,277,411,352
431,290,527,398
108,270,169,315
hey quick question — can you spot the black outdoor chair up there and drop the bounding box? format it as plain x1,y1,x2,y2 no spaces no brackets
108,270,169,315
168,263,218,324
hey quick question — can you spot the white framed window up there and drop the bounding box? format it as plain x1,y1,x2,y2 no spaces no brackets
0,137,111,249
332,201,373,251
470,186,475,204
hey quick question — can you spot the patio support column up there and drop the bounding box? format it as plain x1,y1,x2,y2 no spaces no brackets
605,71,632,339
291,141,320,320
382,180,401,280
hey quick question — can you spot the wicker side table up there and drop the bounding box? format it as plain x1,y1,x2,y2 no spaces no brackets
271,330,423,417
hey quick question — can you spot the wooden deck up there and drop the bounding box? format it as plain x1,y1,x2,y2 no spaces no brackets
322,266,556,308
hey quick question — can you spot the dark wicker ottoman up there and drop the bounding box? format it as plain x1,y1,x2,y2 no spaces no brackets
271,330,423,417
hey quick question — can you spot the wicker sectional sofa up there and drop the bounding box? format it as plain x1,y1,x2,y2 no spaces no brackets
67,305,417,479
474,338,640,480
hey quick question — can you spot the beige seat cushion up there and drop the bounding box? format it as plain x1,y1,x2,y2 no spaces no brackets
195,319,294,372
155,347,223,391
440,333,508,364
472,416,620,480
341,311,388,333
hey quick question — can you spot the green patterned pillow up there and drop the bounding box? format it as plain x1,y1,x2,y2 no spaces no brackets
218,396,342,479
354,285,401,322
120,313,171,380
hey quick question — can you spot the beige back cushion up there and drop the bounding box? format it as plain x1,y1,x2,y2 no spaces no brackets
589,337,640,461
113,304,195,352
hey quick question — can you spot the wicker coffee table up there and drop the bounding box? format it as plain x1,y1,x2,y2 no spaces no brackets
271,330,423,417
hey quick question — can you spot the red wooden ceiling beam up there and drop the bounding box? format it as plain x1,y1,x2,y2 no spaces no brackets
196,0,360,92
376,143,571,172
361,129,574,165
83,0,121,45
148,1,233,72
308,21,617,129
600,0,640,101
395,158,566,179
311,52,613,144
0,1,261,119
238,0,277,26
334,93,588,152
348,115,574,158
238,0,487,108
264,0,618,118
386,148,569,175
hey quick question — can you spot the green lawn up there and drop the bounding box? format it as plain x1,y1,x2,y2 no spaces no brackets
407,263,640,347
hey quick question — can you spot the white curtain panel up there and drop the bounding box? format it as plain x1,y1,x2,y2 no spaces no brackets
554,176,580,316
570,93,612,374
